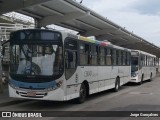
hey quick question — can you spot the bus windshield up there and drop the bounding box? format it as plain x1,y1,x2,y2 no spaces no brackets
10,43,63,79
131,57,139,72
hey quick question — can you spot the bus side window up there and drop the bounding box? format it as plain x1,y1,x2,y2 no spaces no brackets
125,52,127,65
106,48,111,65
85,44,90,65
116,50,119,65
99,47,105,65
79,42,85,65
112,49,116,65
118,50,122,65
91,45,98,65
127,52,130,65
122,51,126,65
141,55,145,67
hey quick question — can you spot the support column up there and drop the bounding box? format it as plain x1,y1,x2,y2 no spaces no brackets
0,41,3,93
158,58,160,73
34,18,42,28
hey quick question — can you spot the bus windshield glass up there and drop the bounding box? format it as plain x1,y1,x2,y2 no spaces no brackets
10,44,63,77
131,57,139,72
9,30,63,81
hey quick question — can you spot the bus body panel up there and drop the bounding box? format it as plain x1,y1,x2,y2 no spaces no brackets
9,85,65,101
131,50,156,83
8,29,131,101
66,65,130,97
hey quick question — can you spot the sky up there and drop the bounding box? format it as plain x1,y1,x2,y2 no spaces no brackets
76,0,160,46
6,0,160,46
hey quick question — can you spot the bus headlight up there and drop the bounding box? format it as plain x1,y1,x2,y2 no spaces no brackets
56,81,62,88
46,81,63,91
9,83,18,89
132,73,137,77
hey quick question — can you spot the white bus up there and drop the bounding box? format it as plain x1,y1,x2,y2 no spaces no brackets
8,29,131,103
131,50,157,84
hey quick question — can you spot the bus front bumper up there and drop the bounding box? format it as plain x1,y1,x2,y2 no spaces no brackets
8,85,65,101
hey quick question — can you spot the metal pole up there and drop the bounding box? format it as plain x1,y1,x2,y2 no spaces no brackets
158,58,160,72
34,18,42,28
0,68,3,93
0,41,3,93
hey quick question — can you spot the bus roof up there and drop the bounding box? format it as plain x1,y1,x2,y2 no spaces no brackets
131,50,156,57
79,36,130,51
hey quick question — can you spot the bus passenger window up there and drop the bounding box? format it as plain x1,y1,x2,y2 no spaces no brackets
146,56,148,66
79,43,90,65
116,50,119,65
91,45,98,65
99,47,105,65
79,43,85,65
85,44,90,65
141,55,145,66
106,49,111,65
118,51,122,65
112,49,116,65
122,51,126,65
127,52,130,65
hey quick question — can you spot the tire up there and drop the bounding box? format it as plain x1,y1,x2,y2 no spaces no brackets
139,75,143,85
114,78,120,92
77,83,86,104
149,73,152,82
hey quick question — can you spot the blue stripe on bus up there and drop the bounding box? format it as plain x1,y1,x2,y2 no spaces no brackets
9,79,56,89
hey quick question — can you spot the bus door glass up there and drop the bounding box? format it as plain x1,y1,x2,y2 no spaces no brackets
65,38,77,80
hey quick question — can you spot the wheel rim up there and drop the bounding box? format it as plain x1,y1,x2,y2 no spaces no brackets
116,83,119,90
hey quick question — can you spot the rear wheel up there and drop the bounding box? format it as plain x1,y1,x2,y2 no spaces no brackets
149,73,152,82
77,83,86,104
114,78,120,92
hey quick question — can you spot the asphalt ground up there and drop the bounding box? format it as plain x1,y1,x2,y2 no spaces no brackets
0,74,160,120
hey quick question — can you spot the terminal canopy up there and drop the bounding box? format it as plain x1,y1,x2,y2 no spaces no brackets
1,0,160,57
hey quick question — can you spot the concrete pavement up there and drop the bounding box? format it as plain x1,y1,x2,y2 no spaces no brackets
0,84,30,108
0,74,160,120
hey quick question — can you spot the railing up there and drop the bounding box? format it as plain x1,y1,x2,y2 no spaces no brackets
3,12,34,25
0,23,34,41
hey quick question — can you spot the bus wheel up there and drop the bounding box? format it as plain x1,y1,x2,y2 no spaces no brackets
139,75,143,85
114,78,120,92
77,83,86,104
149,73,152,82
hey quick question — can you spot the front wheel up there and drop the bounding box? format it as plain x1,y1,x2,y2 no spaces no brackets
139,75,143,85
149,74,152,82
77,83,86,104
114,78,120,92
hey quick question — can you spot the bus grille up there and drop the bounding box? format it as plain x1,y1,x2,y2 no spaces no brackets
16,91,47,98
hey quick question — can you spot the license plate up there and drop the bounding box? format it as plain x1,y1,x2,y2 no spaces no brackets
26,91,36,97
